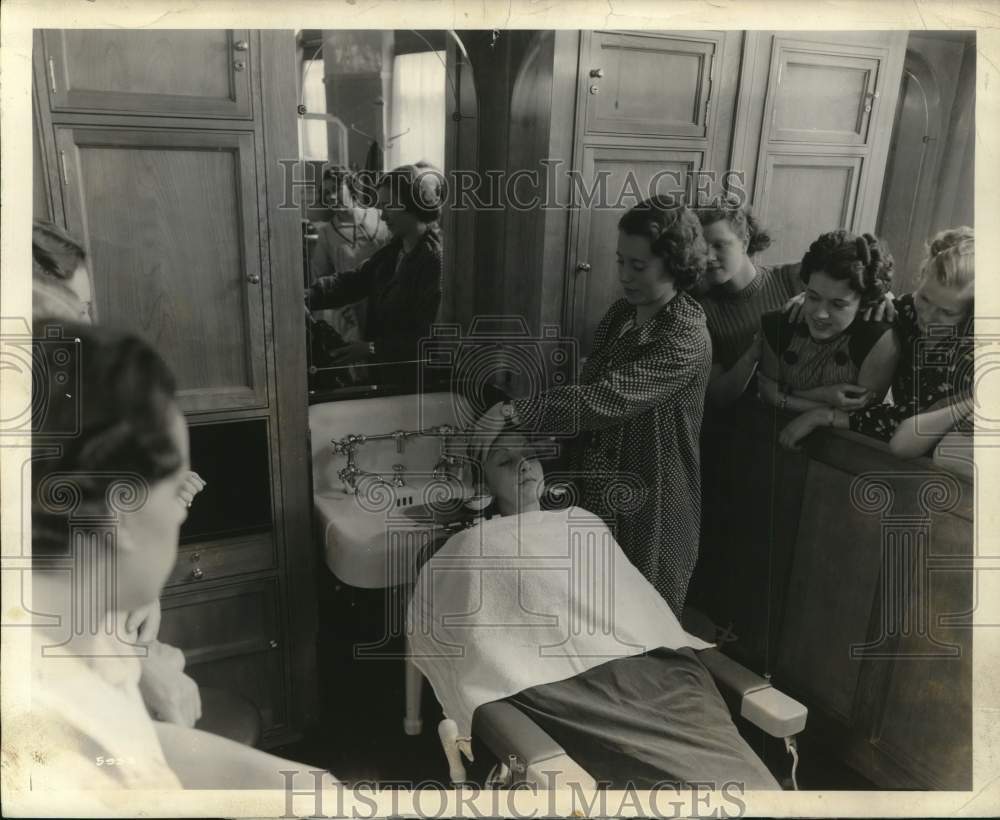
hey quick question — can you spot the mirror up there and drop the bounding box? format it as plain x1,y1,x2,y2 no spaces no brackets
295,30,476,400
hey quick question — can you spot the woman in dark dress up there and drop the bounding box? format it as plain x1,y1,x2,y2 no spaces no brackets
307,163,443,381
472,198,712,617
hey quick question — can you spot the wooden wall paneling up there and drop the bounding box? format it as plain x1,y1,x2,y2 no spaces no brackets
933,37,976,235
257,29,318,733
40,29,253,119
53,125,269,413
31,33,65,226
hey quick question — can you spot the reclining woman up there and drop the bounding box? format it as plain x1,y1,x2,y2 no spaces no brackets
23,321,332,790
779,228,974,475
757,230,900,416
407,432,781,790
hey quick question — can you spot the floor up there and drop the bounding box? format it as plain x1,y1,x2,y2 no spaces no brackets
272,578,874,791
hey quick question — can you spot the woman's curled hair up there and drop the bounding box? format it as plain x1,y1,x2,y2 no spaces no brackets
922,226,973,291
799,230,893,307
697,194,772,256
31,322,183,559
617,197,708,292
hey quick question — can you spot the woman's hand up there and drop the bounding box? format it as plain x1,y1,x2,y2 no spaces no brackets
177,471,206,509
327,340,372,365
469,401,509,466
125,599,162,645
783,293,807,323
861,292,897,322
779,408,830,451
138,641,202,728
812,383,873,410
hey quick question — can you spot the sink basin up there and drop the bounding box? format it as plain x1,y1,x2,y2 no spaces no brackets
309,392,475,589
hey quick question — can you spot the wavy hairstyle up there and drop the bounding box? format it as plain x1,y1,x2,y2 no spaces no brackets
378,161,444,224
617,197,708,292
799,230,894,307
31,321,183,559
921,226,974,291
696,194,772,256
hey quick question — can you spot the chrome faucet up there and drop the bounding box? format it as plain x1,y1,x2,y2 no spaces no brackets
332,434,369,494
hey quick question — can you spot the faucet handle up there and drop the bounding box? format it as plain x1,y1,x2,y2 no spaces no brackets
392,464,407,486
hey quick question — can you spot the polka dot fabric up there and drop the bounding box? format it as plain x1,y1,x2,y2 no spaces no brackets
513,293,712,617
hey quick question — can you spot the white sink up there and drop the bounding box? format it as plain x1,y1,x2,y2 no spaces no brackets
309,393,474,588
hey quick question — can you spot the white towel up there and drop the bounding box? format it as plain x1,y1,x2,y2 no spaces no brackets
406,507,712,736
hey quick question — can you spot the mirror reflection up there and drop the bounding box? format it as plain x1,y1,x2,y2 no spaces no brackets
296,30,467,397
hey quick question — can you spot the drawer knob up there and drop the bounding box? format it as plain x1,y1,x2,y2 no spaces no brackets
234,60,246,72
590,67,604,78
234,40,250,52
576,262,592,273
589,84,600,95
246,273,261,284
190,552,201,563
269,639,279,649
191,567,204,580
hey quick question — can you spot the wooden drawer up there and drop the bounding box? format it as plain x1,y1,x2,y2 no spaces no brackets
166,531,275,589
159,579,288,735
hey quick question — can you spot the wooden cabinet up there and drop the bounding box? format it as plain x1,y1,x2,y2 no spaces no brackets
38,29,253,118
734,33,907,264
32,30,316,750
581,31,720,138
54,125,269,413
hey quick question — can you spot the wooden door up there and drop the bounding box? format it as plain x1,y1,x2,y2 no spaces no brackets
55,125,269,413
158,579,288,737
581,31,719,138
568,145,702,351
750,35,905,264
39,30,253,118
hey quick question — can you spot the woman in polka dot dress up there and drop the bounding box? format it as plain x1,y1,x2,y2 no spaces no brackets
757,230,899,416
472,198,712,618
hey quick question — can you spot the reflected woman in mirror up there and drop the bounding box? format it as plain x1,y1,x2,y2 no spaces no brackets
307,162,443,380
309,166,391,343
472,198,712,618
758,230,900,417
780,228,974,471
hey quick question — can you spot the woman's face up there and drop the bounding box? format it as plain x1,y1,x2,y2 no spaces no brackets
801,270,862,341
116,404,190,610
482,434,545,516
914,275,973,334
322,176,353,210
616,231,675,308
702,218,749,286
377,181,419,239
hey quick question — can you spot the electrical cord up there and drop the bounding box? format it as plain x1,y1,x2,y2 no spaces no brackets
784,735,800,790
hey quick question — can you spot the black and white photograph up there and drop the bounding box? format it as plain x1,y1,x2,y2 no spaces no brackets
2,2,998,817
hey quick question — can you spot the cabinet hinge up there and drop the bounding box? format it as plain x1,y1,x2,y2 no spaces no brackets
47,57,57,94
58,150,69,186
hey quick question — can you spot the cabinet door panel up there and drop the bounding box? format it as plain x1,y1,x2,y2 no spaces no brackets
768,41,880,145
159,579,288,734
756,153,862,263
569,145,702,350
56,126,268,412
584,32,716,137
41,30,252,118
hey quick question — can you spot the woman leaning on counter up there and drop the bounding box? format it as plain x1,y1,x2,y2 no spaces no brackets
473,198,712,618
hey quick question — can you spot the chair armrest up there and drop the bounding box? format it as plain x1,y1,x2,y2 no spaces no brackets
698,648,808,738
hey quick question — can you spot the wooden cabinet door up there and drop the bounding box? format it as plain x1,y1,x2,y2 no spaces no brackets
55,125,268,413
159,579,288,739
750,35,905,264
581,31,719,138
568,145,703,351
39,30,252,118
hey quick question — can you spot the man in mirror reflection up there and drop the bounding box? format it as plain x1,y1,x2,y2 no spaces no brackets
306,162,443,385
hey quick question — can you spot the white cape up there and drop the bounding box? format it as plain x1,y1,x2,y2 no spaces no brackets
407,507,712,736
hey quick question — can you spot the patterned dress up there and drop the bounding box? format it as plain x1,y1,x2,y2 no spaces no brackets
760,310,893,391
512,293,712,617
849,294,974,441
